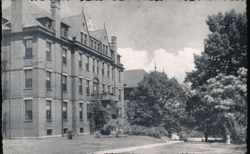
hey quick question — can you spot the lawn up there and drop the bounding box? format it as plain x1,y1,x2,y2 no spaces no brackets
126,141,247,154
2,135,163,154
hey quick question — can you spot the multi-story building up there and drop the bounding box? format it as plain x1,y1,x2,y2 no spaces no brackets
1,0,124,138
124,69,147,101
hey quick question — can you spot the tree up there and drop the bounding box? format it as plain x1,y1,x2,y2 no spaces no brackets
127,71,188,133
185,10,247,143
87,101,118,133
185,10,247,89
187,68,247,143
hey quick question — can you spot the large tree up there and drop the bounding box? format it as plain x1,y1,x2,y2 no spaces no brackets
185,10,247,88
185,10,247,143
127,71,188,133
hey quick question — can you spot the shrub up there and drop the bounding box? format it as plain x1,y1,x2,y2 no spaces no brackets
101,118,130,136
231,123,247,144
129,125,168,139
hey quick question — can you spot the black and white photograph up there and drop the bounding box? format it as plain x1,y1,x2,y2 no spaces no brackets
1,0,247,153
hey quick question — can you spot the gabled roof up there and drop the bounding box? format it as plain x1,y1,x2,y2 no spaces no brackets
62,14,84,37
2,0,51,28
124,69,148,88
89,29,107,43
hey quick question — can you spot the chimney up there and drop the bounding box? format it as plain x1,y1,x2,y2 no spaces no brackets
51,0,61,37
110,36,117,63
11,0,24,32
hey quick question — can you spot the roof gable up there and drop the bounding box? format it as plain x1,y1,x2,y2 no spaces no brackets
89,28,109,45
62,14,88,39
2,1,50,28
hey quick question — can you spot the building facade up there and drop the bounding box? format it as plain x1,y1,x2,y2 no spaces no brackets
124,69,147,101
1,0,124,138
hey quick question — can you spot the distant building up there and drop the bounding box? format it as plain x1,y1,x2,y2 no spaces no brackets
123,69,148,101
1,0,124,138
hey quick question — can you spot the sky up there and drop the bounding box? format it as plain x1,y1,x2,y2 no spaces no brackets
2,0,246,82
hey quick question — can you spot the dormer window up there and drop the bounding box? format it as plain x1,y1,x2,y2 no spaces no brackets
90,39,93,48
46,21,52,29
61,24,69,38
117,55,121,64
80,32,84,44
37,17,53,30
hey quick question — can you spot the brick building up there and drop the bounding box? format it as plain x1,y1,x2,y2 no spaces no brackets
1,0,124,138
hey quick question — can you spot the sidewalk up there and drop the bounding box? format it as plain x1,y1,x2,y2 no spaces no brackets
91,141,182,154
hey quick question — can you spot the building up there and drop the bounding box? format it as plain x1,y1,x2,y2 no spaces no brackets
123,69,147,101
1,0,124,138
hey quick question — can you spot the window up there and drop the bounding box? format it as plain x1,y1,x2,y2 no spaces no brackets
97,60,99,74
94,42,96,50
62,75,67,92
63,128,68,134
108,85,110,94
107,65,110,78
118,71,121,83
111,68,114,80
25,39,33,59
61,26,68,37
80,32,83,44
92,59,95,73
80,128,84,133
47,129,52,135
106,46,108,55
62,48,67,65
97,43,100,52
102,44,105,54
46,42,52,62
79,53,82,68
46,71,52,90
86,80,90,95
117,56,121,64
84,34,87,45
62,102,67,120
79,103,83,120
25,100,32,121
46,100,52,121
119,89,121,101
90,40,93,48
112,87,115,95
79,78,83,95
102,62,104,76
102,84,105,93
25,69,32,89
86,56,89,72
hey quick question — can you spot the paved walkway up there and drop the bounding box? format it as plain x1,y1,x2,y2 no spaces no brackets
91,141,182,154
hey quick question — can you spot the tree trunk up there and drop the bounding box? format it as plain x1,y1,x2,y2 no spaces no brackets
204,132,208,142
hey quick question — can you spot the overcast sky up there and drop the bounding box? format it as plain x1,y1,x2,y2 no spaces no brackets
2,0,246,82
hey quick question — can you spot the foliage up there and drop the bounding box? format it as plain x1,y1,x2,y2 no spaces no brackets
128,125,168,139
184,10,247,144
185,10,247,89
87,101,118,133
101,117,130,135
187,68,247,143
127,71,188,133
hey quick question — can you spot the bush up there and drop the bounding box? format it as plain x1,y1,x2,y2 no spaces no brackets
231,123,247,144
101,118,130,136
129,125,168,139
179,128,203,140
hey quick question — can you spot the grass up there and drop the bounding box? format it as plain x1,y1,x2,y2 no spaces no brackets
2,135,163,154
126,141,247,154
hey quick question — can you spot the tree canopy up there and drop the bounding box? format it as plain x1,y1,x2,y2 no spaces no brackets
185,10,247,89
185,10,247,143
127,71,188,133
